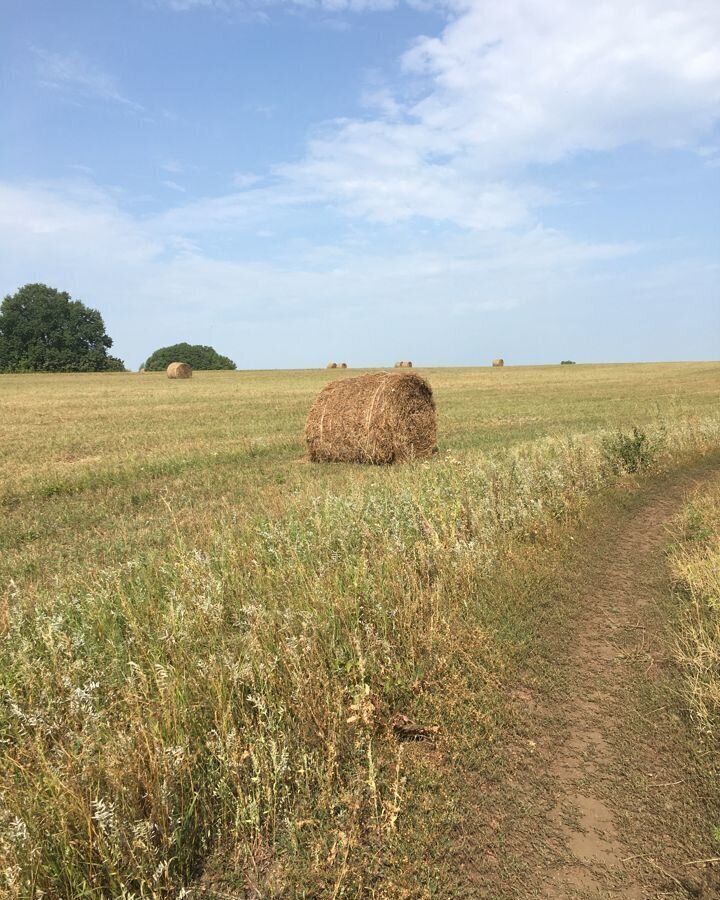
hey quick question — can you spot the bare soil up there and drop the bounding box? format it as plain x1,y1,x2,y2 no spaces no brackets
490,462,720,898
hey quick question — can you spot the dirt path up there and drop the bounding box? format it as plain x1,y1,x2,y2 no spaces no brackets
510,463,720,899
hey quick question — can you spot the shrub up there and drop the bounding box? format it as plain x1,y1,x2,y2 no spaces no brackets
143,343,236,371
602,426,654,474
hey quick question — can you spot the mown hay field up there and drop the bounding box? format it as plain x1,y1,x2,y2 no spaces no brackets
3,363,719,588
1,362,719,897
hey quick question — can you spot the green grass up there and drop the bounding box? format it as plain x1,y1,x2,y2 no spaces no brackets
1,362,719,898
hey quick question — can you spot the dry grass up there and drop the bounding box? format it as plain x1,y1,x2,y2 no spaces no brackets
1,363,719,897
669,484,720,734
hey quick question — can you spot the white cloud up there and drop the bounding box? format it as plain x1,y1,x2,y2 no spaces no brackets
160,159,186,174
0,179,639,365
402,0,720,164
5,182,717,366
32,49,143,111
278,127,546,228
156,0,402,11
276,0,720,227
233,173,263,187
7,2,720,364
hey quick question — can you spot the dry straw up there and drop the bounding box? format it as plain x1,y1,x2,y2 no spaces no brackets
167,362,193,379
305,371,437,464
492,358,504,367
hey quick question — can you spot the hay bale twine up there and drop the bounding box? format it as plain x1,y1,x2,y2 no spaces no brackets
305,371,437,464
326,362,338,369
167,362,192,379
492,358,504,367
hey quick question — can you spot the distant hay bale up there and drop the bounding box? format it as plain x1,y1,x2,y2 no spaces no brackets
305,371,437,464
167,362,192,379
394,360,413,368
492,358,504,367
326,362,338,369
339,362,348,369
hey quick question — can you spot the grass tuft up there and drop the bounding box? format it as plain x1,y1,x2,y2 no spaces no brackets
669,486,720,736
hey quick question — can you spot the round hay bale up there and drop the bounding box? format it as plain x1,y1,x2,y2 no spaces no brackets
339,362,348,369
305,371,437,464
326,362,338,369
394,360,413,368
167,362,192,379
492,358,504,367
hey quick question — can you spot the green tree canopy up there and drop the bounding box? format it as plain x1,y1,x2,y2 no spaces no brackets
143,343,237,371
0,283,125,373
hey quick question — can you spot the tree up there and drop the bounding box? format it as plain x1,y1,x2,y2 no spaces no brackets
142,342,236,371
0,284,125,373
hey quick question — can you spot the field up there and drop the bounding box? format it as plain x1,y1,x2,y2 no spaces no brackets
1,362,720,898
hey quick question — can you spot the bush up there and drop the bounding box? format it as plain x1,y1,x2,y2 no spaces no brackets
602,426,654,474
560,360,576,365
143,343,236,371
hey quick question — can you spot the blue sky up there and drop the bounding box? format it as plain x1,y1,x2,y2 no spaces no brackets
1,0,718,369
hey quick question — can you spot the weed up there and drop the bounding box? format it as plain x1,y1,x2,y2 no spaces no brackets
602,426,654,474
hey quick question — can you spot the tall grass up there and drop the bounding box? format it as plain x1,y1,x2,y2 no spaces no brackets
2,417,719,897
669,481,720,736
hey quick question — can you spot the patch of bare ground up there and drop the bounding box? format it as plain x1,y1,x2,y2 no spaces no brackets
453,460,720,899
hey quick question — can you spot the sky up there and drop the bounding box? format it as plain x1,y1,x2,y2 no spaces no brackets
1,0,719,370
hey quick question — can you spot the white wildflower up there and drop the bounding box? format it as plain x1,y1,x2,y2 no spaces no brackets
91,798,115,836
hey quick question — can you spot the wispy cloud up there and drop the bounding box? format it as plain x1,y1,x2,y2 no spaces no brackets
161,180,187,193
33,48,143,111
156,0,403,12
2,177,717,367
160,159,186,174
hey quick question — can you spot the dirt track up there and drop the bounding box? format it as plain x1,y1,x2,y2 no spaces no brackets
496,462,720,899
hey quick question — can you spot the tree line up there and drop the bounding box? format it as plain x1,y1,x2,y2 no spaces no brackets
0,284,236,373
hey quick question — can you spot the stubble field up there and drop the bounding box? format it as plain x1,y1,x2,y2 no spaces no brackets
1,362,719,898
